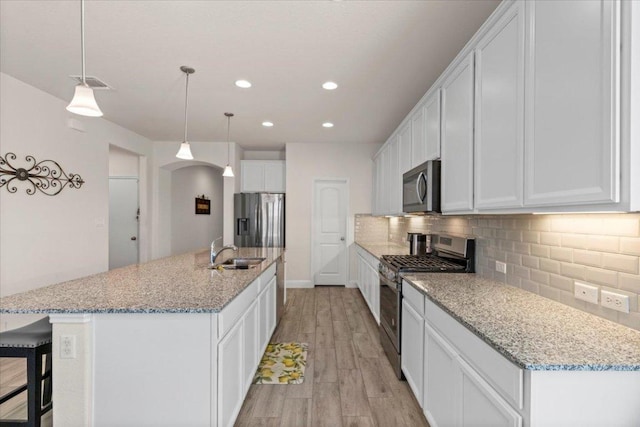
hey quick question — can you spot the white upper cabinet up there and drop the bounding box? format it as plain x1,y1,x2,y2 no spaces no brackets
423,89,442,162
410,108,425,168
523,0,619,207
474,0,525,210
388,136,402,214
441,52,475,214
241,160,286,193
399,122,413,176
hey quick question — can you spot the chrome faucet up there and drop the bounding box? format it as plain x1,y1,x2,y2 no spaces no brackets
210,239,238,265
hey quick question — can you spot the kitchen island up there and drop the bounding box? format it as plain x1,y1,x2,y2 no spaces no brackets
0,247,284,427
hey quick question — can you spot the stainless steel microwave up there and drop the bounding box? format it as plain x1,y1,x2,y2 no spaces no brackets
402,160,441,213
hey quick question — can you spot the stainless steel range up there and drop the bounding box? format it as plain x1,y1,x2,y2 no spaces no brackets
378,234,475,379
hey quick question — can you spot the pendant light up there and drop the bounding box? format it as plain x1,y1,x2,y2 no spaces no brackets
175,66,195,160
66,0,103,117
222,112,235,177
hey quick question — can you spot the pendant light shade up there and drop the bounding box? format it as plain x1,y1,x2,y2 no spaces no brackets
223,112,235,177
175,66,195,160
66,0,103,117
176,142,194,160
67,84,103,117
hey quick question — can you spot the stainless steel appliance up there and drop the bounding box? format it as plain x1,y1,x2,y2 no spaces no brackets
407,233,427,255
379,234,475,379
234,193,285,248
402,160,441,214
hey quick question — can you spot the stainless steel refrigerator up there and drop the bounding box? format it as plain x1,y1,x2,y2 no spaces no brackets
234,193,285,247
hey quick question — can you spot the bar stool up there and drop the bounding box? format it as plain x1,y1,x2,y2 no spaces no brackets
0,318,53,427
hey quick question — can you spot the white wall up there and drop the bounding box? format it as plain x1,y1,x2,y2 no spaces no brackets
170,165,224,255
285,143,380,285
0,73,152,328
109,145,139,177
244,150,285,160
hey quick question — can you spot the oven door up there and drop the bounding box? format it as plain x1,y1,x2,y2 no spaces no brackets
379,273,400,351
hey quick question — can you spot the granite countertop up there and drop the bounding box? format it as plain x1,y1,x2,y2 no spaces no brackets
0,247,283,314
355,241,409,258
402,273,640,371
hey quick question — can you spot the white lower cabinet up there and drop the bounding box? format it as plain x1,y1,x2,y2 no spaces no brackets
218,320,245,427
355,246,380,324
423,322,458,427
401,299,424,405
458,357,522,427
217,265,278,427
243,299,259,390
398,281,640,427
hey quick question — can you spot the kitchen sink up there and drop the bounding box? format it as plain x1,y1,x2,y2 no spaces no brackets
210,257,266,269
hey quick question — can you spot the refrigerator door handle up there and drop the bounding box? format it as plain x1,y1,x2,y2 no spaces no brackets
255,199,262,247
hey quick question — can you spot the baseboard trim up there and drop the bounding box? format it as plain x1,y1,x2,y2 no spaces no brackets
286,280,314,289
346,280,358,289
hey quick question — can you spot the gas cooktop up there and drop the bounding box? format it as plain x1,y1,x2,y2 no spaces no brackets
380,254,467,272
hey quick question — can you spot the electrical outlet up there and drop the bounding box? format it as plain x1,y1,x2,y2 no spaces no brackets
60,335,77,359
495,261,507,274
574,281,599,304
601,290,630,313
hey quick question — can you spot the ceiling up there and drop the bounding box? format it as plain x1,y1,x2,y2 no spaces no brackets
0,0,499,150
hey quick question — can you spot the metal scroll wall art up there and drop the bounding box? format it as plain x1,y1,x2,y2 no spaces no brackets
0,152,85,196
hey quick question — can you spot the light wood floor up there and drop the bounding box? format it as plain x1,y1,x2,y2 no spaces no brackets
0,287,428,427
0,357,52,426
236,287,430,427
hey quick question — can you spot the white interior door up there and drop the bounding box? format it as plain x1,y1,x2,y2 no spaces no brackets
109,178,139,269
312,179,348,286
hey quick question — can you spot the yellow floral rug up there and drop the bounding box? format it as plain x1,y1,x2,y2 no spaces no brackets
252,342,308,385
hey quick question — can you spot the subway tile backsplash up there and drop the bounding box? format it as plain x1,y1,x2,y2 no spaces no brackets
357,213,640,332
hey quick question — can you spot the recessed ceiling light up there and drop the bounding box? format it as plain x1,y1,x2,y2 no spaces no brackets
262,121,274,127
322,81,338,90
235,80,252,88
322,122,334,128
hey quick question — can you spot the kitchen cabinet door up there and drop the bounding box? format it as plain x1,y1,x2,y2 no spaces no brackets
241,161,286,193
264,161,285,192
423,323,458,427
266,276,277,338
243,299,259,391
218,320,244,427
388,136,401,214
241,162,265,192
458,357,522,427
441,52,475,213
474,0,525,210
399,121,413,176
523,0,619,207
424,89,442,162
401,299,424,405
259,284,270,352
411,108,424,168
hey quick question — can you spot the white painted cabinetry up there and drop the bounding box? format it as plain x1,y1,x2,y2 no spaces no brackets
423,89,442,163
474,0,525,210
441,52,475,214
399,121,413,175
387,136,401,215
401,282,424,404
399,280,640,427
218,320,245,427
523,0,619,207
241,160,286,193
355,245,380,324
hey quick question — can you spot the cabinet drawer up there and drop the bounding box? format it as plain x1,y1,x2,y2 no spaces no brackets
402,280,424,317
219,278,259,338
425,298,523,410
259,263,276,292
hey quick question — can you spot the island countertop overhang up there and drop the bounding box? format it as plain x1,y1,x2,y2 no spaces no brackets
0,247,284,314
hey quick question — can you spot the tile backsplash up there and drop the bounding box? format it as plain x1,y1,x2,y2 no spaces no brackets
355,213,640,331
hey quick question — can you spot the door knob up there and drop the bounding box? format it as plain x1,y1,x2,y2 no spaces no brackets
340,237,345,241
131,236,137,241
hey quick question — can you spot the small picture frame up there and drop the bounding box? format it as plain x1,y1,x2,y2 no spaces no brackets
195,197,210,215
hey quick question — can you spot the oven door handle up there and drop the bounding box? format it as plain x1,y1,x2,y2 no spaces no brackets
379,274,400,294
